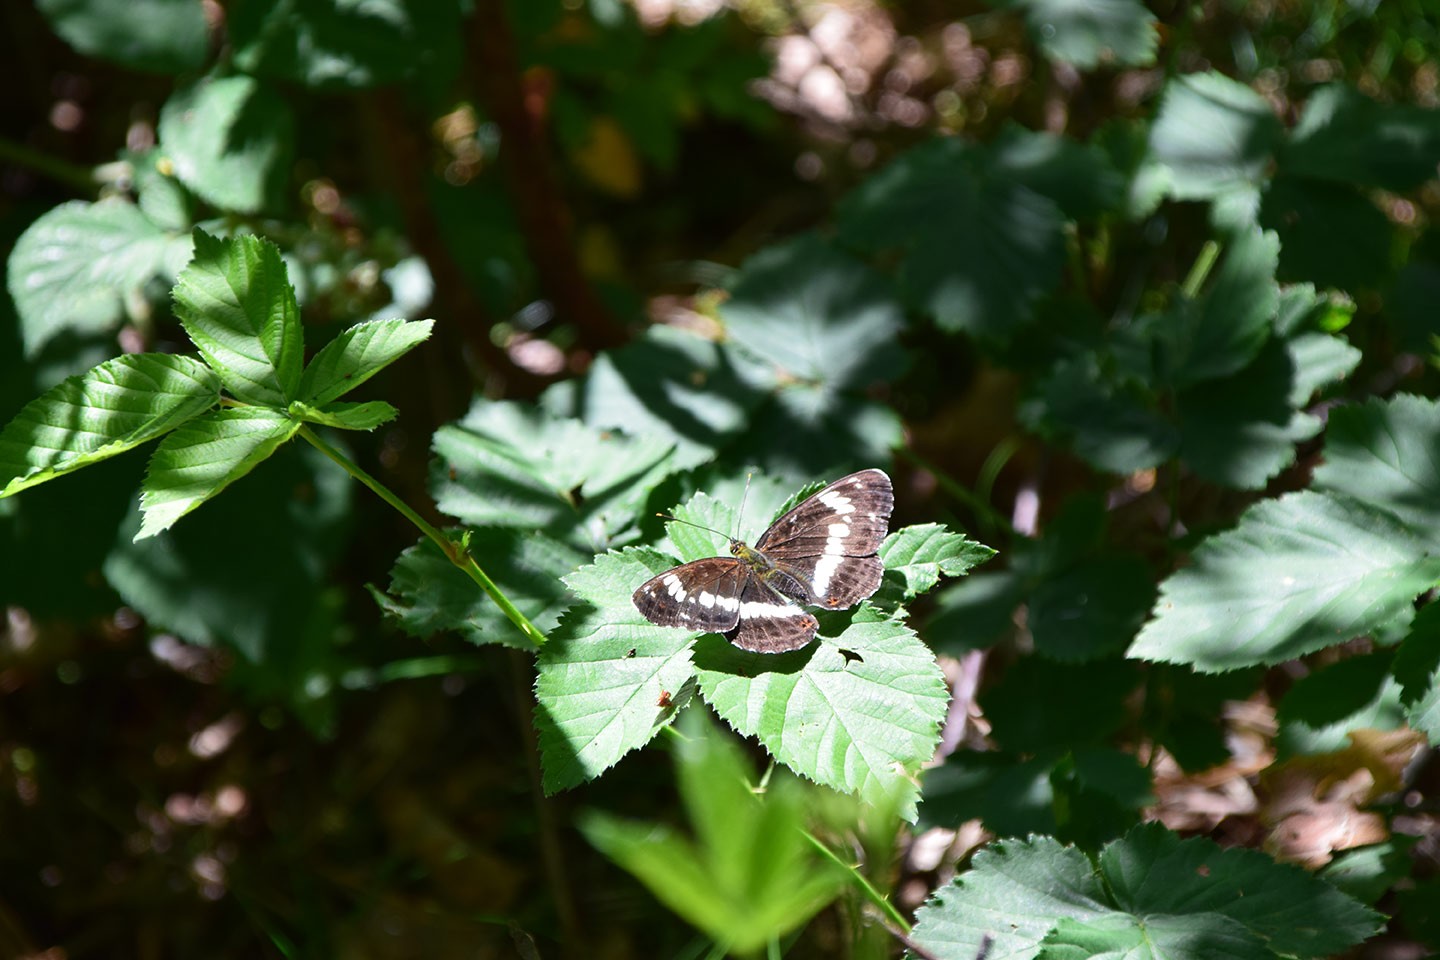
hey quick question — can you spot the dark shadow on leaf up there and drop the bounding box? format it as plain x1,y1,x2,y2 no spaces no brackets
691,633,814,676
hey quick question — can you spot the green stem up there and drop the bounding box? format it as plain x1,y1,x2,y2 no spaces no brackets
297,424,547,648
1180,240,1220,300
802,829,910,934
0,137,98,192
897,446,1016,542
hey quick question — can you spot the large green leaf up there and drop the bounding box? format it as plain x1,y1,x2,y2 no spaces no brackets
1148,71,1283,201
1280,84,1440,192
1313,394,1440,546
1129,491,1440,671
1260,177,1394,290
910,824,1381,960
137,407,301,539
36,0,207,72
0,353,218,497
837,138,1066,336
534,549,698,791
298,318,434,404
8,200,191,356
694,618,949,822
173,231,305,406
158,75,294,214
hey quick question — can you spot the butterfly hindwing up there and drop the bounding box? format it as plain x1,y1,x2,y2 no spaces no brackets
724,578,820,654
632,558,748,633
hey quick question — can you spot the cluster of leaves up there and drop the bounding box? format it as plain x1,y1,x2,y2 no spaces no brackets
8,0,1440,957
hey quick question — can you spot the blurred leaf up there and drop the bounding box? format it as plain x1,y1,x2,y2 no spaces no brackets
1148,71,1284,200
911,824,1382,960
0,354,218,497
996,0,1158,69
430,399,676,552
1028,553,1154,661
173,231,304,406
159,75,294,214
693,618,949,822
1130,491,1440,671
378,531,585,650
137,407,301,539
534,549,697,791
1261,177,1394,290
1312,394,1440,544
735,386,904,479
1321,837,1419,906
837,139,1066,336
36,0,206,72
986,124,1128,222
229,0,462,91
721,234,906,389
1286,331,1361,405
878,523,995,600
1280,84,1440,192
1395,604,1440,744
7,199,191,356
577,711,846,954
1388,261,1440,353
918,752,1059,836
1025,355,1177,474
298,318,434,404
1163,227,1280,389
1276,655,1406,757
981,658,1137,753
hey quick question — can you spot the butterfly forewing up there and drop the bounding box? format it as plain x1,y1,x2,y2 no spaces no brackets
755,469,894,607
632,558,748,632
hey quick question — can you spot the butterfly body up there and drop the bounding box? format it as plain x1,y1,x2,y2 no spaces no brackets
633,469,894,653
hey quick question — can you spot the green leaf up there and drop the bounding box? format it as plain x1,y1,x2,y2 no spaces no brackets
535,549,698,791
137,407,301,539
878,523,995,600
8,199,191,356
1164,227,1280,388
542,325,766,470
287,400,398,431
721,234,906,389
912,824,1382,960
1129,491,1440,671
1148,71,1283,201
988,125,1127,221
36,0,207,73
1280,84,1440,192
1313,394,1440,546
173,231,305,406
982,658,1138,752
736,386,904,479
577,711,846,954
996,0,1157,69
378,531,585,650
298,317,434,405
159,75,294,214
693,618,948,821
1287,331,1361,405
837,138,1066,336
1028,553,1154,661
431,399,676,550
0,354,219,497
1026,354,1178,474
1276,653,1406,756
1321,837,1419,906
1261,177,1394,290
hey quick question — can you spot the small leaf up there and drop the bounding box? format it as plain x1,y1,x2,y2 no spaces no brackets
1313,394,1440,546
0,354,219,497
1130,491,1440,671
534,549,698,791
288,400,398,431
173,230,304,406
878,523,995,599
158,75,293,214
137,407,301,539
298,317,434,404
694,618,949,822
995,0,1158,69
7,199,190,356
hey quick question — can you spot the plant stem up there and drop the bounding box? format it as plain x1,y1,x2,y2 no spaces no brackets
802,830,910,933
297,424,547,647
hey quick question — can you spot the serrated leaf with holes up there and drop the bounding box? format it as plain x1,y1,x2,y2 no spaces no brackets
173,231,304,406
911,823,1381,960
535,549,698,792
0,354,219,497
1129,491,1440,671
298,317,434,405
693,618,948,822
137,407,300,539
878,523,995,600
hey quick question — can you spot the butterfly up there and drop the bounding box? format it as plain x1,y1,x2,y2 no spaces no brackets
632,469,894,653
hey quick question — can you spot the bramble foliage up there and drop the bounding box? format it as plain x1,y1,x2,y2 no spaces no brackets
5,0,1440,957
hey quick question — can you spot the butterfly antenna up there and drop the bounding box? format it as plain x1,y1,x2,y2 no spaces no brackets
735,471,753,541
655,512,731,541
